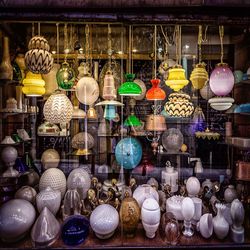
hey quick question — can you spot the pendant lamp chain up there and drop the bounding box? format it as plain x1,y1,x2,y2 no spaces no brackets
198,25,208,64
56,23,60,90
219,25,224,64
160,25,175,61
85,24,90,67
154,25,157,79
175,25,181,65
38,22,40,36
32,23,35,37
64,23,69,60
128,25,132,73
107,24,112,72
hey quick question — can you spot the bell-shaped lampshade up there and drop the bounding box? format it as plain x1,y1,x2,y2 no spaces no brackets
209,63,234,96
56,62,75,90
165,65,189,92
71,132,94,155
118,73,142,96
190,63,208,89
124,114,142,127
103,71,117,100
22,71,45,96
76,75,99,105
72,106,86,119
208,96,234,111
43,90,73,124
146,79,166,101
164,92,194,118
145,114,167,132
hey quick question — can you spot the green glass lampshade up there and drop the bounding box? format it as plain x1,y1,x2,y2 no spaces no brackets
118,73,142,96
124,114,142,127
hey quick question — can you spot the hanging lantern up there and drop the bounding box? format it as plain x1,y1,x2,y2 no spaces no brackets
164,92,194,117
103,71,117,100
56,62,75,90
43,90,73,124
199,81,215,100
146,79,166,101
25,36,53,74
190,63,208,89
208,96,234,111
118,73,142,96
71,132,94,155
22,71,45,96
145,114,167,132
165,65,189,92
209,63,234,96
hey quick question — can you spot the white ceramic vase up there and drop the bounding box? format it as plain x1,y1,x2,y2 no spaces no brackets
90,204,119,239
197,213,213,239
212,203,229,240
141,198,161,238
36,186,61,215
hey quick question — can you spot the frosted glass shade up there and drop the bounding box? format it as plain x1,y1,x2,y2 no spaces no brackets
164,92,194,118
162,128,183,153
22,71,45,96
208,97,234,111
43,91,73,124
209,63,234,96
165,66,189,92
76,76,99,105
146,79,166,101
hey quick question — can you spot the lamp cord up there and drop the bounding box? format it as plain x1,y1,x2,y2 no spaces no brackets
219,25,224,64
128,25,132,73
154,25,157,79
175,25,181,65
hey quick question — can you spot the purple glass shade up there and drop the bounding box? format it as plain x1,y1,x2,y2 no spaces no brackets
209,64,234,96
61,215,89,246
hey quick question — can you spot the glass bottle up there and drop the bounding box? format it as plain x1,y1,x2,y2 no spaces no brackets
0,36,13,80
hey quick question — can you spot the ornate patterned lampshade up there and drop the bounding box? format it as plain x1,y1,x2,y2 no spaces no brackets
190,63,208,90
209,63,234,96
43,90,73,124
146,79,166,101
118,73,142,96
165,65,189,92
71,132,94,155
22,71,45,96
164,92,194,118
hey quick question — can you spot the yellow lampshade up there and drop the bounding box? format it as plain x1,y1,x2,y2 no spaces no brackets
22,71,45,96
165,65,189,92
190,63,208,89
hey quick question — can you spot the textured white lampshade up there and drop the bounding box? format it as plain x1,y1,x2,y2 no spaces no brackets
43,91,73,124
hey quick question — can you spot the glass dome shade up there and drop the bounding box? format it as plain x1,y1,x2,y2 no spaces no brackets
43,91,73,124
124,114,142,127
209,63,234,96
162,128,184,153
146,79,166,101
22,71,45,96
115,137,142,169
118,73,142,96
165,66,189,92
71,132,94,155
56,62,75,90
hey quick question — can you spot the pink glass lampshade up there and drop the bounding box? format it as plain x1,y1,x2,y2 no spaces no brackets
209,63,234,96
146,79,166,101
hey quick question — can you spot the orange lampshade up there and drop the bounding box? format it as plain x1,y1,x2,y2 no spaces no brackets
146,79,166,101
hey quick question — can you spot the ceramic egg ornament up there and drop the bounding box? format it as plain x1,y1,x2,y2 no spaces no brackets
181,197,195,237
186,176,201,197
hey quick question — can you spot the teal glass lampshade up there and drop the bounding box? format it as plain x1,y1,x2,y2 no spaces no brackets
124,114,142,127
118,73,142,96
104,105,116,121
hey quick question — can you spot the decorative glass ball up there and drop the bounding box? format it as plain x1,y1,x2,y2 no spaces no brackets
0,199,36,242
162,128,184,153
76,76,99,105
41,149,60,170
115,137,142,169
61,215,89,246
56,62,75,90
39,168,67,197
28,36,50,51
209,63,234,96
25,49,53,74
1,146,18,166
43,91,73,124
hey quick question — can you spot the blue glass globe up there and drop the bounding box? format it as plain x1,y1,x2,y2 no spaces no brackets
61,215,89,246
115,137,142,169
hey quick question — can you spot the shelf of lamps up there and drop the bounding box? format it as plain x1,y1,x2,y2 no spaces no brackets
52,53,154,61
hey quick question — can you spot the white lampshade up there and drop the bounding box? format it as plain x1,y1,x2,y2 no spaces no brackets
43,91,73,124
208,97,234,111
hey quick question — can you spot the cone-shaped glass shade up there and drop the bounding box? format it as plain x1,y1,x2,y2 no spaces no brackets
146,79,166,101
124,114,142,127
118,73,142,96
104,105,116,120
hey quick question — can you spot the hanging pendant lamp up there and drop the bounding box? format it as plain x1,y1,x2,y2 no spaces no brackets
118,73,142,96
22,71,45,96
96,100,123,121
124,98,141,127
146,79,166,101
56,61,75,91
190,63,208,90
